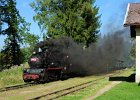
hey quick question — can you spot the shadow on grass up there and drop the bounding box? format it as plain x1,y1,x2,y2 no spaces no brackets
109,73,135,82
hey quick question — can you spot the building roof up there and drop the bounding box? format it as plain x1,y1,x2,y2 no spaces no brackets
124,3,140,26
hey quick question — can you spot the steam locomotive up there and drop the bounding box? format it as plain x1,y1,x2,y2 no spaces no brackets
23,40,72,83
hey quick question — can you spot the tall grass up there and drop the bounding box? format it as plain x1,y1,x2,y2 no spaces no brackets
0,63,28,88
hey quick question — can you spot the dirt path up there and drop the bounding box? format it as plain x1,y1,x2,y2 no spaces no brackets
86,81,122,100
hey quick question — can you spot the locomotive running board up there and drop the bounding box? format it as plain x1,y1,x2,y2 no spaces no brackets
47,67,64,70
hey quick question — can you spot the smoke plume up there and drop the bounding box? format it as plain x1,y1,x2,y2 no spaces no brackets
45,29,131,75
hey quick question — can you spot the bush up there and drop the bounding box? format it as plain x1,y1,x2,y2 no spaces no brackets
0,65,26,87
0,48,30,71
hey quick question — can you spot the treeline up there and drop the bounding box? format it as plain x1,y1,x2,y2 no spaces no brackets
0,0,101,71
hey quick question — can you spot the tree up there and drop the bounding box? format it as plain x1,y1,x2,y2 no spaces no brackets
20,21,40,61
31,0,101,46
20,20,39,52
0,0,22,67
0,52,5,71
0,0,39,68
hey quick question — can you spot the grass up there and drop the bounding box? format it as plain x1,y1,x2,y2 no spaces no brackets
94,82,140,100
59,67,135,100
58,78,110,100
0,70,123,100
0,63,28,88
0,74,108,100
0,67,134,100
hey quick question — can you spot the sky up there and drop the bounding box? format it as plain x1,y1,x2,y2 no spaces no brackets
0,0,140,50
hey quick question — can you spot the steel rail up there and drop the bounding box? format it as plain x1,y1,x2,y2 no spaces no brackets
30,72,120,100
0,83,37,92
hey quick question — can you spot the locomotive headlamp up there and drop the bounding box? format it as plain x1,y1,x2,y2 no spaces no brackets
33,51,36,54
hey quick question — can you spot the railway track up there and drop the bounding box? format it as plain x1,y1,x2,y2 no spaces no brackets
0,83,37,92
30,72,121,100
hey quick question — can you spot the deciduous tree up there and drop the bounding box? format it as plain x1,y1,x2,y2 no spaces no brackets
31,0,101,46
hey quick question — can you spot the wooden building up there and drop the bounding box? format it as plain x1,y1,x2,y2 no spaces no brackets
124,3,140,83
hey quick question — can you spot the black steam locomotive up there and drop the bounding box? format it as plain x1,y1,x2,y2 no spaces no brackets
23,40,72,83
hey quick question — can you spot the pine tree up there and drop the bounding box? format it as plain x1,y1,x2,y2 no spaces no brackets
31,0,101,46
0,0,37,68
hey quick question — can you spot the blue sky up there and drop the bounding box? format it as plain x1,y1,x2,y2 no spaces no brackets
0,0,140,50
